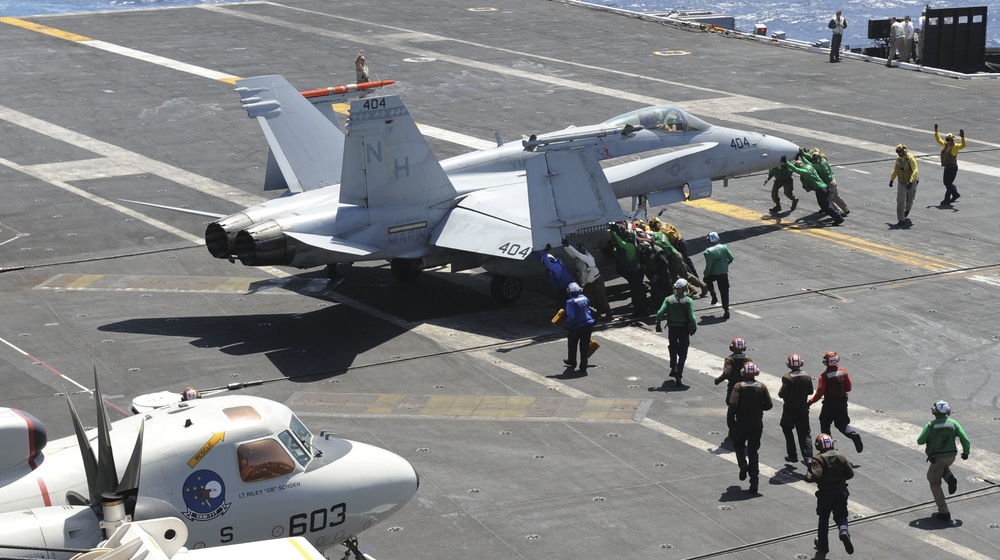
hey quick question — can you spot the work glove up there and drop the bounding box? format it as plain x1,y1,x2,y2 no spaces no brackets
545,243,551,251
561,238,569,247
959,128,965,137
780,155,787,163
934,123,938,131
961,452,969,460
889,181,894,188
906,182,913,189
655,324,662,333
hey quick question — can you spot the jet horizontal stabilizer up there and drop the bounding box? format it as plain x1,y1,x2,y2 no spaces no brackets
284,231,379,257
235,75,346,194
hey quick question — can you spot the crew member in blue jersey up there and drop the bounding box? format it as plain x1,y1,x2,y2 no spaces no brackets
563,282,595,372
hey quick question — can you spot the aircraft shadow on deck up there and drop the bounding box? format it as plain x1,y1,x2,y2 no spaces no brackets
95,265,567,381
98,304,404,382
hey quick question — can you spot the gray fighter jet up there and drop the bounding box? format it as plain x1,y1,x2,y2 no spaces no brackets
128,76,798,302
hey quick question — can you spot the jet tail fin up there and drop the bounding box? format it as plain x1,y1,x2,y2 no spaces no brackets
235,75,345,194
340,95,456,208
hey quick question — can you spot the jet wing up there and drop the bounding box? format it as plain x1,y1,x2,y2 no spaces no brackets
431,149,626,260
235,75,345,194
429,184,533,258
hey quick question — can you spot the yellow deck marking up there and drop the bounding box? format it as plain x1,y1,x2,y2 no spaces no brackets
63,274,104,289
291,393,651,422
0,18,92,41
34,274,314,294
687,198,961,271
289,538,318,560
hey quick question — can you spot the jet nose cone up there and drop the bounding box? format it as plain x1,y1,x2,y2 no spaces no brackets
762,135,801,162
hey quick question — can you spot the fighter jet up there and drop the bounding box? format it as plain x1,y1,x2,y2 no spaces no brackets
126,75,798,302
0,378,418,559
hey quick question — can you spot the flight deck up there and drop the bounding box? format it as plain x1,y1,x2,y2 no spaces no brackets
1,1,999,559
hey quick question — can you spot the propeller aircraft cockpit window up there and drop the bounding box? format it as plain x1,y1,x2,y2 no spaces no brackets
288,414,313,453
278,430,311,467
237,439,296,483
222,405,262,424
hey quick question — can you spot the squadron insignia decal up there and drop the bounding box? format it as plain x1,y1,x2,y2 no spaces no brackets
182,469,231,521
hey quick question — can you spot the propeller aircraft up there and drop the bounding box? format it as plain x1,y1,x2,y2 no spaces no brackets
0,375,418,559
125,75,799,302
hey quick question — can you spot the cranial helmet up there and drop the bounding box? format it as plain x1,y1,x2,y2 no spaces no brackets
932,400,952,416
708,232,720,243
741,362,759,378
730,337,747,352
787,354,804,369
822,351,840,366
673,278,689,293
815,433,835,452
896,143,908,155
567,282,583,295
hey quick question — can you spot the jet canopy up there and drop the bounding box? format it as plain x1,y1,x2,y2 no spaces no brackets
603,105,711,133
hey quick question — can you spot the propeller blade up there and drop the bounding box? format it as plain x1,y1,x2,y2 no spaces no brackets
116,419,144,496
65,390,99,504
93,369,120,498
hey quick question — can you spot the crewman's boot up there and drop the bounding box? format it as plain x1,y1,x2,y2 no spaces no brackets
790,197,799,210
840,530,854,555
769,204,781,213
848,432,863,453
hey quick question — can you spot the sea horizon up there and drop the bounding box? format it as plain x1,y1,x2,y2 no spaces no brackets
1,0,996,48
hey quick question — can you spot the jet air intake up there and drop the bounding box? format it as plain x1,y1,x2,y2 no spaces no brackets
233,220,293,266
205,213,255,258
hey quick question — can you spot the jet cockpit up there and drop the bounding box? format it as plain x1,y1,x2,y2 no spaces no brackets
603,105,710,133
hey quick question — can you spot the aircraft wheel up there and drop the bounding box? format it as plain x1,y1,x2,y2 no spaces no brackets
390,258,423,282
325,264,342,280
490,275,523,303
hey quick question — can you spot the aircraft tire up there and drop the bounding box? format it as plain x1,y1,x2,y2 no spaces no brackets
390,258,423,282
490,275,523,303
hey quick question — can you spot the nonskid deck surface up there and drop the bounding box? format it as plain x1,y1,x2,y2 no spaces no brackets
1,2,998,559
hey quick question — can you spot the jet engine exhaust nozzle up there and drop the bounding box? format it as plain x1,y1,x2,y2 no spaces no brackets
205,213,255,258
233,220,292,266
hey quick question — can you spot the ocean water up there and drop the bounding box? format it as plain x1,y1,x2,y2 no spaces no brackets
0,0,995,48
590,0,998,48
0,0,250,17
